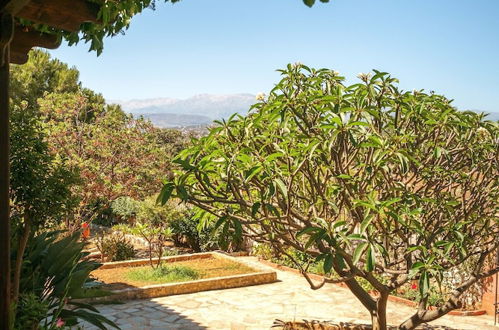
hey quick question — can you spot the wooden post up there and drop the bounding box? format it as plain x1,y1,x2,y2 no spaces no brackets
495,252,498,325
0,12,13,329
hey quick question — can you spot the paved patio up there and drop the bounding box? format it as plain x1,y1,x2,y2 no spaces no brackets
83,257,497,330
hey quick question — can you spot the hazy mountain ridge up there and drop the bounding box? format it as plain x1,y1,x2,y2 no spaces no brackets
113,94,498,128
135,113,212,128
119,93,254,116
113,93,256,128
485,112,499,121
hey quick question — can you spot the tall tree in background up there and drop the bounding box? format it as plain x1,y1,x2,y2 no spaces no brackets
39,92,175,224
10,104,78,304
11,50,184,226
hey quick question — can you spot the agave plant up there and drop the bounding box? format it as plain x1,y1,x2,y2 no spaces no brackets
15,230,119,329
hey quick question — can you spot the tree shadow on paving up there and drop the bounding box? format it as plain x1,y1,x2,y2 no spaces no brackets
272,320,458,330
85,299,208,329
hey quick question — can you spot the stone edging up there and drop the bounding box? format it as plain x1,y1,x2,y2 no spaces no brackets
257,258,487,317
98,252,213,269
85,252,277,303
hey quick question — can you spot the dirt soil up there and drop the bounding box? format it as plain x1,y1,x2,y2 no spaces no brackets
91,256,257,290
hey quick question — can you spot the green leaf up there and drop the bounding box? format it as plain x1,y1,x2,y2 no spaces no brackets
251,202,261,217
233,219,243,239
409,261,425,277
173,158,195,171
304,229,326,249
346,233,365,241
303,0,315,7
334,253,346,270
397,153,409,173
352,242,368,264
245,166,262,181
347,121,369,127
157,181,174,205
419,271,430,298
266,152,284,162
177,185,189,201
323,254,333,273
296,226,321,238
274,178,288,199
365,245,375,272
360,213,374,234
434,147,443,159
213,216,228,231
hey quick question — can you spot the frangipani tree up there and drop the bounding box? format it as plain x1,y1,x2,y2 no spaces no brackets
159,64,499,330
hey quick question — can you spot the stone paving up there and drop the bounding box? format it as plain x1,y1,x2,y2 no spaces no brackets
82,257,497,330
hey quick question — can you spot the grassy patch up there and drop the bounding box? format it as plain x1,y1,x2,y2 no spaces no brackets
125,265,200,284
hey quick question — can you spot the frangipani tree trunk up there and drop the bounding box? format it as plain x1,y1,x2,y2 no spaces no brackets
159,64,499,329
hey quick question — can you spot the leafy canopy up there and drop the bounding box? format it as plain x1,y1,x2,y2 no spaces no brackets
160,64,498,329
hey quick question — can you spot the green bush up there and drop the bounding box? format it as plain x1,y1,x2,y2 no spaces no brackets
88,199,115,227
110,196,140,223
96,232,135,262
136,196,185,227
14,293,49,330
114,222,172,268
169,215,225,252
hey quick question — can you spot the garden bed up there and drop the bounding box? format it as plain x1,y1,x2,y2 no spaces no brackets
86,252,277,302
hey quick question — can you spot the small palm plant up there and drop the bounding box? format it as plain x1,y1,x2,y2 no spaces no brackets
14,230,118,329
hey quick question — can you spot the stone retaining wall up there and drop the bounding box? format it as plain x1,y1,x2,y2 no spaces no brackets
99,252,212,270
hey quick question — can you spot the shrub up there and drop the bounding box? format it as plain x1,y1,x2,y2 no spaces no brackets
115,222,172,268
169,212,243,252
169,215,206,252
95,232,135,262
136,196,185,227
110,196,140,223
14,293,49,330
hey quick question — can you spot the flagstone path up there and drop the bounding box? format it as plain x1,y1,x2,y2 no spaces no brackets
83,257,497,330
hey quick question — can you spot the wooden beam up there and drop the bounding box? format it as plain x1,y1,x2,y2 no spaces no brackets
0,12,13,330
16,0,100,32
13,26,60,50
8,25,60,64
0,0,30,15
10,49,26,64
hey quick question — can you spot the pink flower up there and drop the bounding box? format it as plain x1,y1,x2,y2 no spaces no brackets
56,318,65,328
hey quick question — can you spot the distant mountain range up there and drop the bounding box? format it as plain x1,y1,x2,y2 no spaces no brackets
113,93,499,128
485,112,499,121
113,93,256,128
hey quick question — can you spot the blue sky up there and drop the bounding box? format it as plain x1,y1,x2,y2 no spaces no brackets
49,0,499,113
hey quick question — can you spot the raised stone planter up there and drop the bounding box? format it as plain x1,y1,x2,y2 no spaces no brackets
86,252,277,302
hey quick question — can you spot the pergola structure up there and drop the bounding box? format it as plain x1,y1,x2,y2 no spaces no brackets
0,0,100,326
